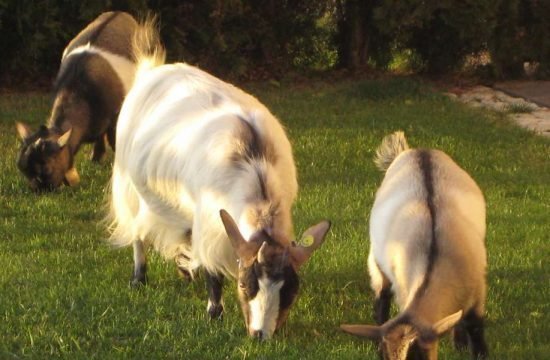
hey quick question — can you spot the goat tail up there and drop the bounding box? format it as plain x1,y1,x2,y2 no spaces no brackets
374,131,409,172
132,14,166,80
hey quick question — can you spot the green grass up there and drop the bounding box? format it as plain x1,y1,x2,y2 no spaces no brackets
505,102,536,114
0,78,549,359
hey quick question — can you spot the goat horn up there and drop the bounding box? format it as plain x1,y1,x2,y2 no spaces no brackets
257,241,268,264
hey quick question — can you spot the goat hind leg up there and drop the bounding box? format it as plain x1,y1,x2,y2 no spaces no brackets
106,123,116,151
91,135,107,162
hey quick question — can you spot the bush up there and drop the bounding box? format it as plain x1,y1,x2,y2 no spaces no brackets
0,0,329,86
151,0,330,79
490,0,550,79
371,0,497,74
1,0,548,84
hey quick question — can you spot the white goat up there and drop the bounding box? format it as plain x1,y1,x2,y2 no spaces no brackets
341,132,488,359
108,19,330,340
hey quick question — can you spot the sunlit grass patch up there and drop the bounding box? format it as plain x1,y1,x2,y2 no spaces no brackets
0,78,548,358
505,102,536,114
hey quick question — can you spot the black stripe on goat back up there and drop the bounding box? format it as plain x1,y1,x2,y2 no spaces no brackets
238,116,264,161
234,116,278,163
232,116,279,200
413,149,438,299
64,12,136,60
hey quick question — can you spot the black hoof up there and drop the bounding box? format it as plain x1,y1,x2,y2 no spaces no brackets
90,152,105,162
208,303,224,320
130,275,147,288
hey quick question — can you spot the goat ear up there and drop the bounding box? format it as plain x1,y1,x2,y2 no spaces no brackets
16,122,32,140
220,209,262,265
340,324,382,341
289,220,331,269
64,167,80,186
57,128,72,147
432,310,463,336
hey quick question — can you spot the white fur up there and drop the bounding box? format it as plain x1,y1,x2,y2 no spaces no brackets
249,276,284,338
62,44,136,92
369,146,486,313
109,62,297,278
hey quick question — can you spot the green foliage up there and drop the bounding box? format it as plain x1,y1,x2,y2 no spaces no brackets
0,0,63,84
290,12,338,71
149,0,331,78
0,0,147,85
1,79,549,358
334,0,549,78
370,0,497,74
505,102,535,114
490,0,550,79
1,0,549,83
0,0,330,84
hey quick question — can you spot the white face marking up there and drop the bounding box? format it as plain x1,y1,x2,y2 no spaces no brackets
385,338,414,360
248,275,284,339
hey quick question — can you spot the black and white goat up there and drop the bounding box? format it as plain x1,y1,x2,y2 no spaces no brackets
108,19,330,340
16,11,138,191
341,132,488,359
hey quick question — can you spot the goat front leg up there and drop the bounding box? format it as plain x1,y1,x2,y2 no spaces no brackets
175,229,193,281
368,252,392,325
206,272,224,320
407,341,429,360
131,240,147,287
464,310,488,359
452,318,469,351
176,254,193,281
368,253,392,359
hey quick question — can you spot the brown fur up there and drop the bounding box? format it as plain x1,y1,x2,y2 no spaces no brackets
342,132,487,359
63,12,137,59
16,12,138,191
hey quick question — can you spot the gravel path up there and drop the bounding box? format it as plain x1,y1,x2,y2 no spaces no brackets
447,85,550,138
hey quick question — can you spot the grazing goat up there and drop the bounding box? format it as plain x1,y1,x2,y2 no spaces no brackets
16,11,138,191
108,19,330,340
341,132,488,359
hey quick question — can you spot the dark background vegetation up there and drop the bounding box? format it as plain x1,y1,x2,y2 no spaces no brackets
0,0,549,86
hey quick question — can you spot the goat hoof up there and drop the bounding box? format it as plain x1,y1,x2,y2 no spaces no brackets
90,152,105,162
130,276,147,288
208,304,224,320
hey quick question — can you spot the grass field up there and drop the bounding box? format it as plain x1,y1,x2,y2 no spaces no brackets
0,78,548,359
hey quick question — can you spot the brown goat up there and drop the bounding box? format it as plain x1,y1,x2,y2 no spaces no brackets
16,12,138,191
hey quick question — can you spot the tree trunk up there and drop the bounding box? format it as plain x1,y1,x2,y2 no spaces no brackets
337,0,370,70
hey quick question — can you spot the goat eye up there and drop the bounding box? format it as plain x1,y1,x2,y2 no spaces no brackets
239,282,246,289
